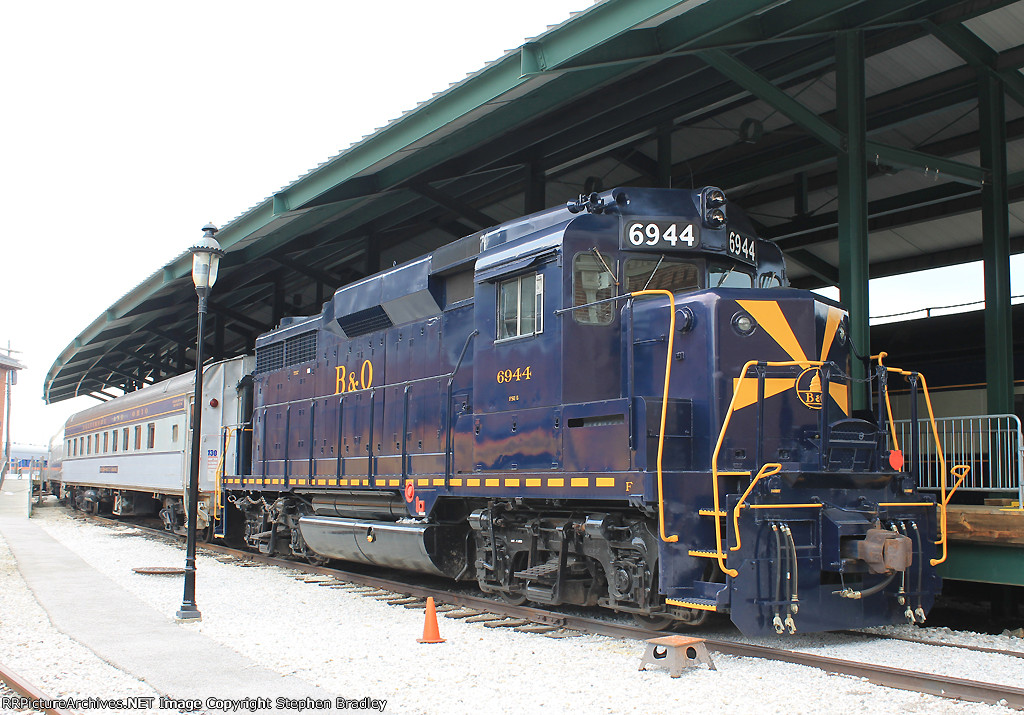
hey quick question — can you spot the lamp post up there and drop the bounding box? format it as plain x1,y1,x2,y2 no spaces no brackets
176,222,224,622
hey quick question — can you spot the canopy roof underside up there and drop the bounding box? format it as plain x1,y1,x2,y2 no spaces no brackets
45,0,1024,403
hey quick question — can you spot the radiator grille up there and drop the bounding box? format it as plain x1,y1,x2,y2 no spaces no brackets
337,305,393,337
255,330,317,374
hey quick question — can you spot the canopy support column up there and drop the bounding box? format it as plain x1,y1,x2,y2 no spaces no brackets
979,72,1015,414
836,31,870,413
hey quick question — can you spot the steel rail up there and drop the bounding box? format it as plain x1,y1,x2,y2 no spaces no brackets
80,513,1024,709
838,629,1024,660
0,661,77,715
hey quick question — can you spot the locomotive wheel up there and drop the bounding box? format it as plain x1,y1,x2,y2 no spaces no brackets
633,612,677,630
499,590,529,606
305,553,329,566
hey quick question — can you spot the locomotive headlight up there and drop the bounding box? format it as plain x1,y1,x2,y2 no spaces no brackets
705,188,726,208
837,322,847,344
732,312,757,336
705,208,726,228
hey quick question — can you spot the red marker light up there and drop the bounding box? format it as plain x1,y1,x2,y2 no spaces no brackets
888,450,904,471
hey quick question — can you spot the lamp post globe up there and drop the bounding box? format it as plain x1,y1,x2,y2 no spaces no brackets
176,223,224,622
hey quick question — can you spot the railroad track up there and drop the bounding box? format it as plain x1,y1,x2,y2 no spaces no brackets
79,512,1024,709
0,660,75,715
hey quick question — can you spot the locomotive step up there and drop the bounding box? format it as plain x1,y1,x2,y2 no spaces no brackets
666,596,719,612
688,549,726,559
698,509,727,517
514,562,561,580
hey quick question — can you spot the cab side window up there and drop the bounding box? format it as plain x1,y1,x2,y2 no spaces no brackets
497,272,543,340
573,252,616,325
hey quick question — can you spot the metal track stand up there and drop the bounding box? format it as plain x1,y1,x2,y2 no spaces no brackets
638,635,717,677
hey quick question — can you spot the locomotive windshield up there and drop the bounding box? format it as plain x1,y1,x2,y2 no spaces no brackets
709,261,754,289
624,257,701,293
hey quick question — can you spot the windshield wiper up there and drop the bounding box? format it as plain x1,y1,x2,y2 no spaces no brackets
642,255,666,291
715,265,735,287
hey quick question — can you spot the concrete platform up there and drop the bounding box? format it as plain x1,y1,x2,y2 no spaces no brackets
0,479,329,702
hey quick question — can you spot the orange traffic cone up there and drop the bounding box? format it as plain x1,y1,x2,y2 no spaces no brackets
417,596,446,644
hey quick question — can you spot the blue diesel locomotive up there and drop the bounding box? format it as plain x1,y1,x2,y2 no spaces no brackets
229,186,955,637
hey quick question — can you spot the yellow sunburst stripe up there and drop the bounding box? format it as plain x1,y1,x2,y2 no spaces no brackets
737,299,808,364
829,382,850,416
820,306,844,363
730,377,796,411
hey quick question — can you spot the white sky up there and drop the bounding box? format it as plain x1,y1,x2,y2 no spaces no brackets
1,0,1020,449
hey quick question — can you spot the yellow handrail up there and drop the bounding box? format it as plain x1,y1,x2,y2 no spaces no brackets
730,463,782,552
874,352,899,452
212,427,237,531
630,289,678,543
712,359,822,577
872,357,970,566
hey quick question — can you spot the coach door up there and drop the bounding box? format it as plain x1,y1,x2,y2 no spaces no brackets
472,252,562,472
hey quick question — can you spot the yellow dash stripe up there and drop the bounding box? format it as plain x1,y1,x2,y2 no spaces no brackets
297,480,307,485
339,479,349,486
571,477,589,487
362,479,369,486
526,478,542,487
548,478,565,487
450,478,463,487
467,478,481,487
417,479,430,486
596,477,615,487
389,479,399,487
433,478,446,486
505,478,520,487
486,478,499,487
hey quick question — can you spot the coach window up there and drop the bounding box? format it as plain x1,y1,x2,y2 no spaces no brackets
147,423,156,450
624,258,701,294
134,426,142,451
112,431,117,453
172,424,179,443
87,435,92,455
102,432,108,453
497,272,542,340
123,428,129,452
72,439,77,457
573,252,617,325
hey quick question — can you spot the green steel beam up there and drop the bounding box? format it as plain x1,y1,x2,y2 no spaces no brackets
927,20,1024,110
699,48,844,150
938,543,1024,586
864,140,987,184
699,48,985,186
786,249,839,285
979,72,1015,415
836,31,870,412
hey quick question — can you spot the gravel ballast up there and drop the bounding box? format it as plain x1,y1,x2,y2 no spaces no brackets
1,503,1020,714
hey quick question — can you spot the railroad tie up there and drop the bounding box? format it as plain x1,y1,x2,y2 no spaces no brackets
484,618,531,629
465,614,506,624
513,623,559,634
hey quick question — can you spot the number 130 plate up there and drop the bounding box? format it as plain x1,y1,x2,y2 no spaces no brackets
621,219,700,251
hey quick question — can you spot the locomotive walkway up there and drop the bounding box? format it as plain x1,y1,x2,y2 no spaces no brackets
0,480,329,705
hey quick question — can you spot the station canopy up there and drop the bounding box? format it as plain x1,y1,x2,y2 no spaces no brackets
45,0,1024,403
